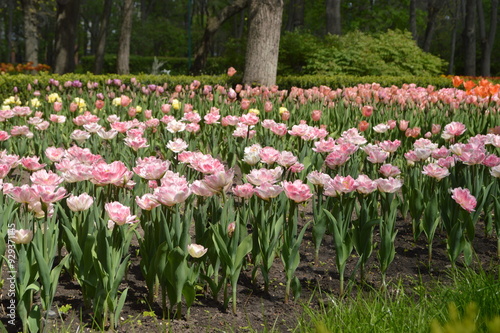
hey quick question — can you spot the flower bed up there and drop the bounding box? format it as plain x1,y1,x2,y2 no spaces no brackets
0,76,499,331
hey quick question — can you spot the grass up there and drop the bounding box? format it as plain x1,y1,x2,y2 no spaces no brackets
294,266,500,333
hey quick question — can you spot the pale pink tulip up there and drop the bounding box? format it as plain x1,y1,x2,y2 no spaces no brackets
355,175,378,194
282,180,313,203
20,156,46,171
246,167,283,185
135,193,160,210
259,147,281,165
254,182,283,200
153,184,191,206
376,177,403,193
232,183,255,198
30,170,64,186
166,138,188,153
451,187,476,212
105,201,138,227
32,185,67,203
307,171,332,187
187,244,208,258
379,164,401,177
422,163,450,180
67,193,94,211
9,229,33,244
203,169,235,193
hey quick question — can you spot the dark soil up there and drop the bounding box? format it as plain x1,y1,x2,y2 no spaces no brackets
1,214,499,333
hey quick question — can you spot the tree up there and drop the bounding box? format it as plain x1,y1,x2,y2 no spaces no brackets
116,0,133,74
409,0,417,40
463,0,476,76
94,0,113,74
447,0,462,74
192,0,249,74
326,0,341,35
477,0,498,76
286,0,304,31
20,0,39,66
422,0,445,52
243,0,284,86
53,0,81,74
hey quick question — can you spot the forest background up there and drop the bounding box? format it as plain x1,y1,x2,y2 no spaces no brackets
0,0,499,82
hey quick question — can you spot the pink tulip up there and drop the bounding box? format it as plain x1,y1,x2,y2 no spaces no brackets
154,184,191,206
367,149,389,164
135,193,160,210
6,185,39,204
283,180,313,203
92,161,129,185
355,175,378,194
105,201,138,227
259,147,281,165
32,185,67,203
379,164,401,178
232,183,255,199
361,105,373,117
311,109,322,121
451,187,476,212
53,101,63,112
203,169,235,193
0,164,11,179
246,167,283,185
442,121,466,140
278,151,298,168
30,170,64,186
398,120,409,131
133,157,170,180
20,156,46,171
422,163,450,180
191,180,217,197
0,130,11,141
327,175,357,194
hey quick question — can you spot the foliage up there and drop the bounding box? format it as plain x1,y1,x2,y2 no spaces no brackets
279,30,447,76
78,55,229,75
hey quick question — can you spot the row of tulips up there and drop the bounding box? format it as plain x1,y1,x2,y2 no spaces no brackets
0,76,499,331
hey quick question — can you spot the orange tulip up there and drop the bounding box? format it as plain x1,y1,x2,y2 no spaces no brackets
452,76,463,88
479,78,490,87
489,84,500,95
463,80,476,91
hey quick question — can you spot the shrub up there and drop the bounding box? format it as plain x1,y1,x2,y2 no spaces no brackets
279,29,447,76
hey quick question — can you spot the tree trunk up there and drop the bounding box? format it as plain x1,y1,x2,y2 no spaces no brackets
326,0,341,35
448,0,461,74
409,0,417,40
243,0,284,86
94,0,113,74
7,0,14,63
192,0,249,74
286,0,304,31
117,0,134,74
423,0,439,52
478,0,498,76
21,0,39,66
54,0,81,74
463,0,476,76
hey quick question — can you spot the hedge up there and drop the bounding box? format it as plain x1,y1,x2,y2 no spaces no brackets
0,73,456,100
